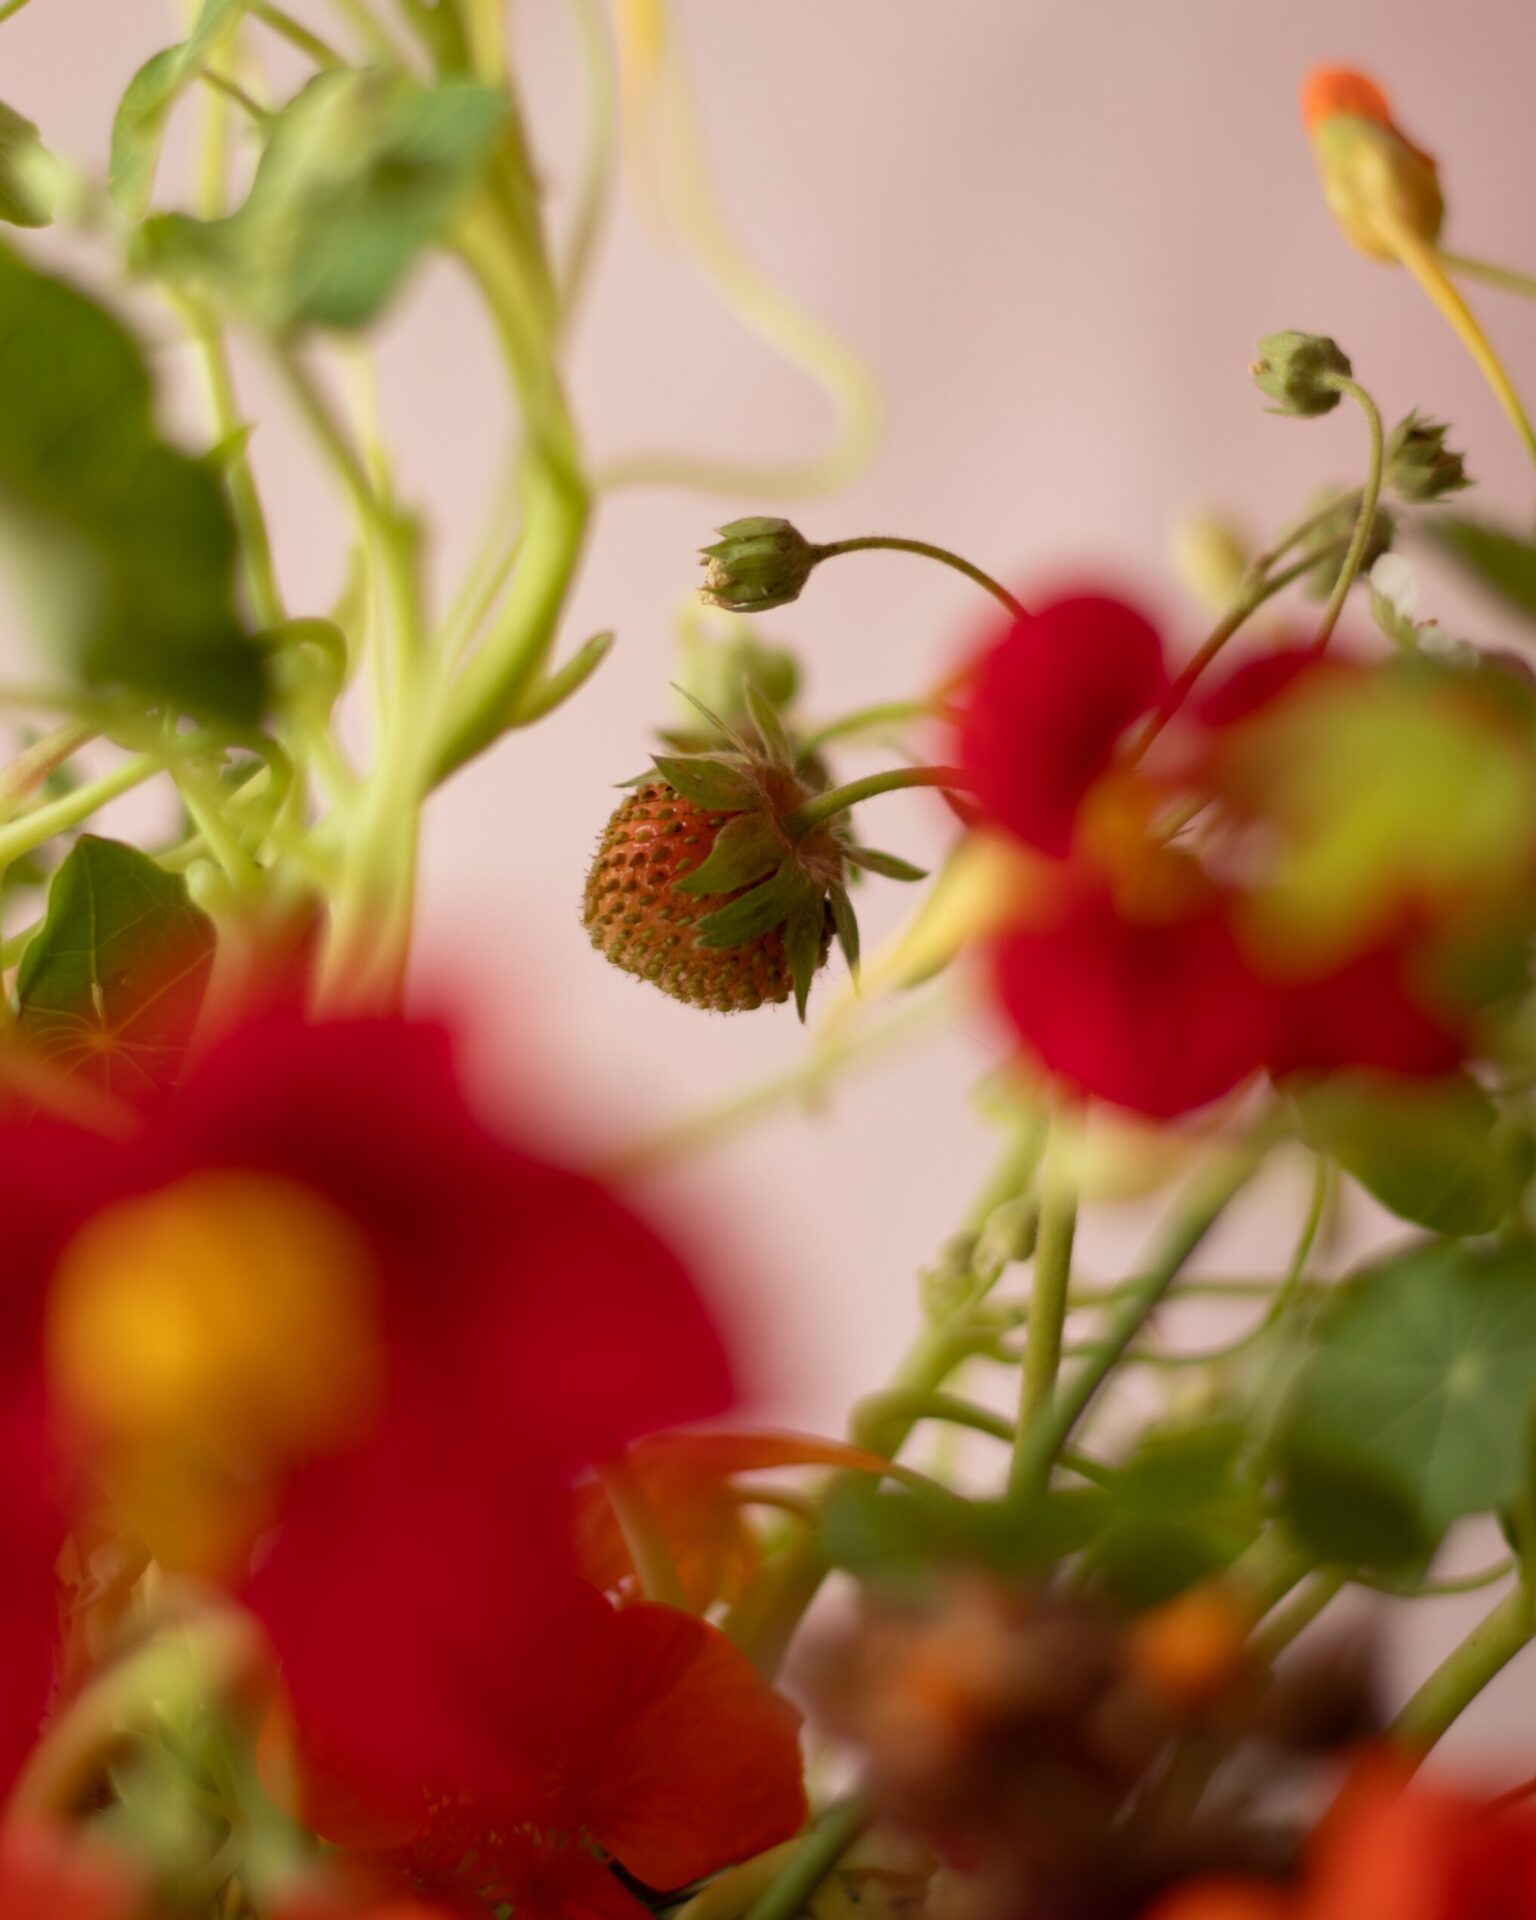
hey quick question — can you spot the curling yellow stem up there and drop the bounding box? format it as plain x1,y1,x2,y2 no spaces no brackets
1388,216,1536,476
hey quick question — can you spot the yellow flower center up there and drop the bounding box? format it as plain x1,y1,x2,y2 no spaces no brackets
47,1170,384,1572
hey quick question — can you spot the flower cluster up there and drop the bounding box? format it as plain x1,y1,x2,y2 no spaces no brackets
954,594,1536,1115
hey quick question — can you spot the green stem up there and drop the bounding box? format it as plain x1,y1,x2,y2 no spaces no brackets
814,536,1025,620
1360,1558,1515,1600
1392,1584,1536,1758
596,1456,687,1608
173,297,285,631
799,699,934,755
781,765,968,840
855,1389,1015,1452
1439,250,1536,301
1130,537,1349,758
1009,1148,1264,1505
0,724,96,823
558,0,617,321
1250,1570,1347,1664
1314,375,1384,649
741,1802,869,1920
0,744,216,872
0,0,36,20
1012,1124,1077,1489
196,68,271,122
247,0,345,65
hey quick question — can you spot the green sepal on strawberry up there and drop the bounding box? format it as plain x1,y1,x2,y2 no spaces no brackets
583,683,923,1018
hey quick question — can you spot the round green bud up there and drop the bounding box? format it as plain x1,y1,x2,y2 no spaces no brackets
699,517,821,613
1250,331,1353,418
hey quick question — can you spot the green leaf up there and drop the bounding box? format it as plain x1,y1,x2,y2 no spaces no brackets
818,1479,1108,1588
651,753,760,811
0,100,53,228
828,882,860,979
1081,1421,1262,1608
136,70,507,332
844,844,927,883
110,0,250,217
1425,516,1536,625
673,810,783,896
694,860,802,949
17,836,216,1094
1292,1071,1529,1236
1276,1240,1536,1561
743,677,793,770
0,244,263,721
784,889,827,1021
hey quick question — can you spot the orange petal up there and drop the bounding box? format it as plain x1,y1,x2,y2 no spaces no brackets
1300,68,1393,133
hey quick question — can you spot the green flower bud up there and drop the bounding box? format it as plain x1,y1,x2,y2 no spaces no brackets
1384,411,1470,503
699,517,821,613
1250,331,1353,417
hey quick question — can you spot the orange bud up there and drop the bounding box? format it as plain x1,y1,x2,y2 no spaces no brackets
1300,68,1442,261
1125,1581,1254,1715
1300,68,1393,136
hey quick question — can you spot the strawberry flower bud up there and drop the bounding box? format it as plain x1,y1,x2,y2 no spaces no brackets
700,516,821,612
1383,410,1470,502
1250,331,1353,418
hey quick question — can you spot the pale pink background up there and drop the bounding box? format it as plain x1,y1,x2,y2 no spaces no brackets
9,0,1536,1760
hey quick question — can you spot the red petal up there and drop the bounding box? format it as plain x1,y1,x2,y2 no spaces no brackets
0,1826,145,1920
956,595,1168,857
566,1604,807,1889
990,887,1274,1117
1269,943,1466,1081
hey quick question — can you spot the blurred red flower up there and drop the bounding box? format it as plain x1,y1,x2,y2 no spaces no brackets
0,1016,733,1818
292,1583,806,1917
953,594,1505,1116
1149,1765,1536,1919
0,1825,145,1920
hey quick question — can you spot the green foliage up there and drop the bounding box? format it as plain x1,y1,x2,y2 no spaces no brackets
818,1478,1109,1588
1292,1070,1530,1236
137,70,507,332
1080,1422,1262,1608
1276,1240,1536,1564
0,99,53,228
1426,515,1536,624
110,0,250,217
16,836,216,1093
1224,658,1536,970
0,244,263,720
673,812,783,896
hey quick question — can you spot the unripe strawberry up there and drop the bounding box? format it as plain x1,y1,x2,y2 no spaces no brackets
584,779,833,1012
584,684,924,1017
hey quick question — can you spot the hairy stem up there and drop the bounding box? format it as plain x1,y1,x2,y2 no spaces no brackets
815,535,1026,619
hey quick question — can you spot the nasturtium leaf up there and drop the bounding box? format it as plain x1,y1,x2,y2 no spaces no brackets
17,836,216,1094
1292,1070,1529,1237
136,70,507,332
1425,516,1536,626
818,1479,1109,1588
1276,1240,1536,1561
110,0,251,216
0,245,263,721
0,101,53,228
1219,659,1536,972
1081,1420,1263,1608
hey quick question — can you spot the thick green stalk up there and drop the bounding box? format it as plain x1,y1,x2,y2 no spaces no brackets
781,765,968,840
742,1803,868,1920
1392,1584,1536,1758
1012,1126,1077,1488
1009,1148,1264,1505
